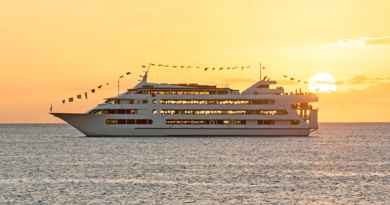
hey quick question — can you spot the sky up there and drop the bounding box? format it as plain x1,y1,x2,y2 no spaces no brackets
1,0,390,123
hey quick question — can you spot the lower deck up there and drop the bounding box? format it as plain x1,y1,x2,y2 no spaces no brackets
51,113,317,137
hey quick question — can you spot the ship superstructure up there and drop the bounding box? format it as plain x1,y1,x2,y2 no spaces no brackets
52,71,318,136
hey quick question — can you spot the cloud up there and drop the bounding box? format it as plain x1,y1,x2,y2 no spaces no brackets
366,36,390,45
330,36,390,48
346,74,390,85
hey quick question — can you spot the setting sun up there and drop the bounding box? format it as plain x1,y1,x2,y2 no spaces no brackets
308,73,337,93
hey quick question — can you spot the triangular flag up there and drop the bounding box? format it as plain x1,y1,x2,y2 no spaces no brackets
84,92,88,99
68,97,74,102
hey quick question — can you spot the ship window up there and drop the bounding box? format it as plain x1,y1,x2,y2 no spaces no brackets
106,119,118,125
290,120,300,125
233,120,246,125
142,100,148,104
105,119,153,125
257,120,275,125
114,99,121,104
93,109,137,115
165,119,247,125
159,99,275,105
118,119,126,124
257,84,269,88
158,109,286,115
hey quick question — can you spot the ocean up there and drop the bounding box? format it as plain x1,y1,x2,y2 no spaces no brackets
0,123,389,204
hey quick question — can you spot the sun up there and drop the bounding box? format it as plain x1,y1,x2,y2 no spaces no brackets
308,73,337,93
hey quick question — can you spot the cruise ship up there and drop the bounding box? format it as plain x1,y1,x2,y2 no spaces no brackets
51,71,319,137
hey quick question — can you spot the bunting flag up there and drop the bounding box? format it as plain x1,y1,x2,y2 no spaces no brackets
281,74,310,86
59,70,132,105
142,65,147,68
146,63,252,71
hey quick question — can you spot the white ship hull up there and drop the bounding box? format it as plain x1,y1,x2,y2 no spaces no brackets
52,113,314,137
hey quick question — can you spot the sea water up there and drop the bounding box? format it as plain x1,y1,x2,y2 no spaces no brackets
0,123,389,204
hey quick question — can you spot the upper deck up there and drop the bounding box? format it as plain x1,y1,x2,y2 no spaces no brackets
102,73,318,106
128,83,239,95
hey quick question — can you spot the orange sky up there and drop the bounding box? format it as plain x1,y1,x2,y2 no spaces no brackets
1,0,390,123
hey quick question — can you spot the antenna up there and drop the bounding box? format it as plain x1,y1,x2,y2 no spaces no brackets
259,62,262,80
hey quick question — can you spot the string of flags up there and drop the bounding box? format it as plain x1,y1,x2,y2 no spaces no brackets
143,63,251,71
282,75,309,85
61,72,131,104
